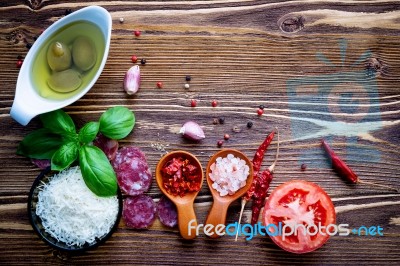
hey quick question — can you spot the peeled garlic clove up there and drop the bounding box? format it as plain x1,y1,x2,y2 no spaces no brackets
47,69,82,93
47,41,72,72
180,121,205,141
123,65,140,95
72,36,96,71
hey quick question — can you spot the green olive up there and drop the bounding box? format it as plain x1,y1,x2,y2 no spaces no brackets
47,41,72,71
72,36,96,71
47,69,82,93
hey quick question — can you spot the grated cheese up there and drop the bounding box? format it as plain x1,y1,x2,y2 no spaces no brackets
36,166,119,247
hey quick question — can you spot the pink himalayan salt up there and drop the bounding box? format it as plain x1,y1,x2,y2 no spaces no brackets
209,154,250,196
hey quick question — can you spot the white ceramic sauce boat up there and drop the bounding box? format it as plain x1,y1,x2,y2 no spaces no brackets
10,5,112,126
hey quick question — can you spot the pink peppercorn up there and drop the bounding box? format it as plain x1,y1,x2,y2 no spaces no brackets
190,99,197,107
134,30,141,37
211,100,218,107
156,82,163,89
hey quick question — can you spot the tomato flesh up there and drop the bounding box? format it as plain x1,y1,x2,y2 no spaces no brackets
263,180,336,254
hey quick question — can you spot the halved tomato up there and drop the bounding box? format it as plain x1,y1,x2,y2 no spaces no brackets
263,180,336,254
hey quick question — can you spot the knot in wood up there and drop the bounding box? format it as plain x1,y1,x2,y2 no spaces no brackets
278,16,305,33
365,57,387,77
27,0,43,10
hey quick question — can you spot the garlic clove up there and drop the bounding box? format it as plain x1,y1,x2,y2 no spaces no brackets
123,65,141,95
180,121,205,141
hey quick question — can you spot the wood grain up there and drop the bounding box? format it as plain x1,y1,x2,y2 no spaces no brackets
0,0,400,265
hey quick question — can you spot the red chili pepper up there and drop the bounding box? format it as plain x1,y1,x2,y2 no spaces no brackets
321,139,398,192
248,130,276,189
321,139,358,183
236,129,280,240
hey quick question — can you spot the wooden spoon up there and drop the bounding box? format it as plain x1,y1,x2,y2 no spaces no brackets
205,149,253,238
155,151,203,240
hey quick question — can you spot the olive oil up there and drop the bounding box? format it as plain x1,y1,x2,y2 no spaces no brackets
31,21,105,100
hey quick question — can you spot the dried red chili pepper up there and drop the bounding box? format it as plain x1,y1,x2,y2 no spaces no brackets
161,156,202,197
236,129,280,240
321,139,398,192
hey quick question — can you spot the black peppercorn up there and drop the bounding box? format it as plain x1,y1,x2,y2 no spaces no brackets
247,121,253,128
141,58,146,65
26,43,32,49
185,75,191,82
65,9,72,15
259,105,265,110
218,117,225,124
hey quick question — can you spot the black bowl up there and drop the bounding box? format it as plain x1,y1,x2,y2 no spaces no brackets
27,167,122,252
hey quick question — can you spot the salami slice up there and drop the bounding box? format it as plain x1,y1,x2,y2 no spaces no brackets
116,160,152,196
112,146,152,196
157,196,178,228
112,146,146,169
93,134,119,161
31,159,51,169
123,195,156,229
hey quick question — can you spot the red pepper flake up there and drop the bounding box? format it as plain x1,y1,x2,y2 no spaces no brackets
16,60,23,68
211,100,218,107
257,108,264,116
156,82,163,89
190,99,197,107
161,156,202,197
133,30,141,37
131,55,138,63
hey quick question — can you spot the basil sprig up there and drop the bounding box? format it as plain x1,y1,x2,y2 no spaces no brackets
79,146,117,197
17,128,65,159
100,106,135,139
17,107,135,197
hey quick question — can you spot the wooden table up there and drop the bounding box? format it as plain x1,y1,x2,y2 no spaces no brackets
1,1,399,265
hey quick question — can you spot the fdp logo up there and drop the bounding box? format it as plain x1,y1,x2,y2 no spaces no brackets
287,39,381,167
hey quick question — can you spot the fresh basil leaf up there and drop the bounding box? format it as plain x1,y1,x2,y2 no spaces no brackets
99,106,135,140
17,128,64,159
51,142,79,171
40,109,76,135
78,122,99,144
79,145,117,197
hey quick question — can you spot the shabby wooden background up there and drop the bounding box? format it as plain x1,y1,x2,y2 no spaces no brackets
0,0,399,265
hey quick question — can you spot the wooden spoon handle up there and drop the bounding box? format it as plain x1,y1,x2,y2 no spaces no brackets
205,200,229,238
176,203,198,239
